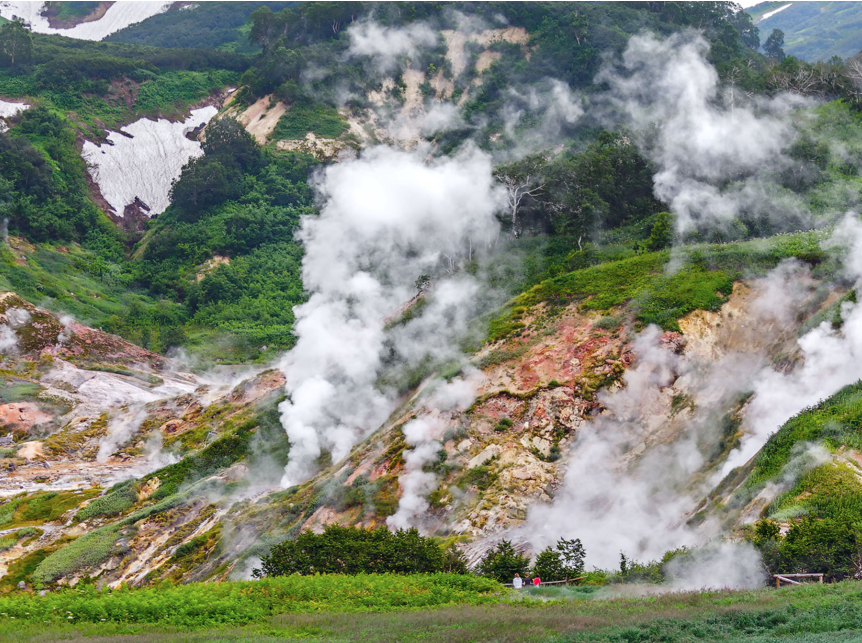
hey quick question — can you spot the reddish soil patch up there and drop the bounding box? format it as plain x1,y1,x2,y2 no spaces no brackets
0,402,53,433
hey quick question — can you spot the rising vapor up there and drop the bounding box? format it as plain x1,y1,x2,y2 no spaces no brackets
278,144,504,488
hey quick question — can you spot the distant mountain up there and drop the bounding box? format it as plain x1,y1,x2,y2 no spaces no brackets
747,1,862,61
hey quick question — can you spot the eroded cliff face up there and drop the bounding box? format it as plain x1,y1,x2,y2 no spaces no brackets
0,269,842,587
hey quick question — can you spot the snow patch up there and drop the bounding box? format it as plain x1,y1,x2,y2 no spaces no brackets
759,3,792,22
0,99,28,133
81,106,218,217
0,1,172,41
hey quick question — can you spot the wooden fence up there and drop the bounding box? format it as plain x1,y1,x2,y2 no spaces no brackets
504,576,587,587
774,573,824,588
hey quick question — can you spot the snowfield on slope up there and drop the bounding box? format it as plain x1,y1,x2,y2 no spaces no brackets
82,106,218,216
0,1,171,41
0,98,28,133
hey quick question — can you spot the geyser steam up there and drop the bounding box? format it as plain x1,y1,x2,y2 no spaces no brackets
278,144,504,488
597,31,810,235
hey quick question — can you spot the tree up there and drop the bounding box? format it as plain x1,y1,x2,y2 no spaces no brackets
643,211,675,251
533,538,586,581
764,28,786,61
441,543,469,574
477,540,530,583
494,154,547,238
302,2,357,36
249,6,290,50
169,156,243,214
202,117,263,173
0,19,32,70
556,537,586,577
533,547,566,581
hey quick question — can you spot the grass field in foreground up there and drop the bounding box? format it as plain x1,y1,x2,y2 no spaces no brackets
3,580,862,642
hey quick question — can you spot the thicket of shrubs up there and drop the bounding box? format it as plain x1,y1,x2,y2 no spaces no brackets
257,525,468,577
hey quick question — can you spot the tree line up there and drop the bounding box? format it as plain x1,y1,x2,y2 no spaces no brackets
256,526,586,584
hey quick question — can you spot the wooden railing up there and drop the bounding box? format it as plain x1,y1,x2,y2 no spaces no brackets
774,573,824,587
504,576,587,587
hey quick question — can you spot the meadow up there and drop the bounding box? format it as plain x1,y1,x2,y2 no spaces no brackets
2,579,862,642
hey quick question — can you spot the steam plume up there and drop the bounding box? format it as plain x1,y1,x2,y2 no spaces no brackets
388,371,484,530
722,213,862,474
597,31,810,235
278,145,504,488
347,21,439,73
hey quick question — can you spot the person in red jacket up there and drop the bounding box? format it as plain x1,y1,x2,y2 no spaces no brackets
533,576,541,587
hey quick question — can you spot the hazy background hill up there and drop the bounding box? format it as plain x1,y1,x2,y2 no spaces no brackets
748,1,862,61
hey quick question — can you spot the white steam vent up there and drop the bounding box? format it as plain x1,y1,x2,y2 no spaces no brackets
81,106,218,217
0,2,172,41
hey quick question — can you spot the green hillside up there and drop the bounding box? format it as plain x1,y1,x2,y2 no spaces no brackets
749,1,862,61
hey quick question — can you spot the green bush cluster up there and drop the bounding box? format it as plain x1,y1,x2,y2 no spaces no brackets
752,463,862,581
0,528,39,553
258,526,466,577
493,418,513,432
0,491,96,528
273,103,349,140
74,482,138,523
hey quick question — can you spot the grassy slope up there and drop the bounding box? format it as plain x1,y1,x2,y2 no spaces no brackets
753,1,862,61
4,582,862,642
487,231,827,342
0,242,180,335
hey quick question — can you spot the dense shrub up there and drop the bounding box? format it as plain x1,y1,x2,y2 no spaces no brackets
258,525,460,577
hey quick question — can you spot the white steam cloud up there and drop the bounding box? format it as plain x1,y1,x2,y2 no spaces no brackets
527,259,823,572
278,144,505,488
598,31,810,234
0,307,30,354
527,326,699,568
722,213,862,475
388,371,484,530
666,542,766,591
347,21,439,73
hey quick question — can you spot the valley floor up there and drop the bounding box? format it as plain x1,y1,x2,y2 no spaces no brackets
4,582,862,643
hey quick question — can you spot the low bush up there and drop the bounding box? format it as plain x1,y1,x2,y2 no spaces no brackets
74,481,138,522
0,574,500,626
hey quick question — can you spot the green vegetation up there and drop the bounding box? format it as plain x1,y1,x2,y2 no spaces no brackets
133,119,314,357
0,490,98,529
0,527,39,553
751,462,862,581
30,524,128,585
476,540,530,583
259,526,465,577
532,538,586,582
488,231,827,342
751,1,862,61
0,574,500,626
73,482,138,523
273,102,349,140
106,2,282,52
9,582,862,642
740,381,862,493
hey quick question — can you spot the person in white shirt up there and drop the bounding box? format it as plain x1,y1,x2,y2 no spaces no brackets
512,573,523,589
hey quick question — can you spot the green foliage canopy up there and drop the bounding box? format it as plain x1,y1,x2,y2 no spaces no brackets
258,525,460,576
